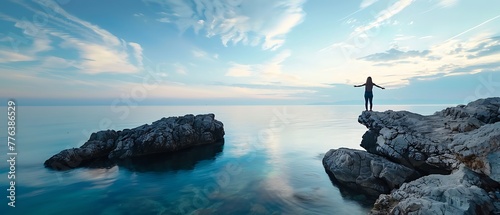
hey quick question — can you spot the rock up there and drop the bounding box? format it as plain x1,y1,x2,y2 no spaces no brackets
370,166,500,215
440,98,500,126
449,123,500,182
358,110,457,174
323,98,500,214
323,148,420,196
358,97,500,175
44,114,224,170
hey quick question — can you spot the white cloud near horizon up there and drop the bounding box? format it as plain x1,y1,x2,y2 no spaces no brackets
226,63,253,77
326,33,500,88
150,0,306,51
226,50,293,78
226,49,325,88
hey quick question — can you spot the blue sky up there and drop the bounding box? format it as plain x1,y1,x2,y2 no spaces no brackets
1,0,499,105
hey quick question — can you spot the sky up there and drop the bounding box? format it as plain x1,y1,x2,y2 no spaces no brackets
0,0,499,105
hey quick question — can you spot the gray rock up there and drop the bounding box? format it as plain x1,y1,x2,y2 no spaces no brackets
449,123,500,182
370,166,500,215
323,98,500,214
323,148,420,196
358,97,500,175
44,114,224,170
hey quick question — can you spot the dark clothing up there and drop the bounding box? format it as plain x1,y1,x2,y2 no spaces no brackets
364,91,373,111
365,83,374,92
364,91,373,99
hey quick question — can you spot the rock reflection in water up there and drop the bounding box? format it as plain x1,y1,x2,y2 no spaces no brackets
324,169,378,208
82,141,224,172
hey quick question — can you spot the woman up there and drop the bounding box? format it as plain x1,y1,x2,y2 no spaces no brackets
354,76,385,111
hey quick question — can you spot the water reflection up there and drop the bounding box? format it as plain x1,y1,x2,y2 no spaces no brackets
325,170,378,208
119,141,225,172
82,141,224,172
77,166,119,189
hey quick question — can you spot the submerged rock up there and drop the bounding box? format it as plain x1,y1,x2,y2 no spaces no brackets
44,114,224,170
323,148,420,196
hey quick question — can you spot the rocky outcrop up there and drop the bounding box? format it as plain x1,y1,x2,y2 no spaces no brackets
323,148,420,196
449,123,500,182
323,97,500,214
358,97,500,178
358,110,458,175
370,166,500,215
44,114,224,170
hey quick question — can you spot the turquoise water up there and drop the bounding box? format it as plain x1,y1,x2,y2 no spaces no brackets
0,105,449,214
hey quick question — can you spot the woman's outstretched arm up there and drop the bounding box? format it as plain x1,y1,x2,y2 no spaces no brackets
354,83,366,87
374,83,385,89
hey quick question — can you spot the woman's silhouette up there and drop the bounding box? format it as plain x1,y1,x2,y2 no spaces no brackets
354,76,385,111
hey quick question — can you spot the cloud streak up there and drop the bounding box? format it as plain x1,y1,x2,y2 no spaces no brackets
445,14,500,42
352,0,414,36
150,0,306,50
360,0,379,8
327,34,500,88
360,48,430,62
0,0,144,74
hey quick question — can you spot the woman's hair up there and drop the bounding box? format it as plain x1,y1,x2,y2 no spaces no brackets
366,76,373,84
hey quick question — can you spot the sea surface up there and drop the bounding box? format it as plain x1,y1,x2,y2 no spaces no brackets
0,104,450,215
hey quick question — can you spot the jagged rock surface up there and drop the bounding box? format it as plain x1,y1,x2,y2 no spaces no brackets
44,114,224,170
370,166,500,215
449,123,500,182
323,97,500,215
323,148,420,196
358,97,500,176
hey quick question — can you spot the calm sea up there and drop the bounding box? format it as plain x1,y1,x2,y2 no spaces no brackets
0,104,449,215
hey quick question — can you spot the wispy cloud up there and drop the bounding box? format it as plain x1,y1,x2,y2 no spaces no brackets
0,50,34,63
40,56,77,69
421,0,458,14
360,0,380,8
226,63,253,77
225,50,292,78
321,0,415,55
150,0,306,51
173,63,187,75
394,34,416,41
129,42,144,67
225,49,324,88
0,12,52,58
0,0,144,74
360,48,430,62
445,14,500,42
328,33,500,88
352,0,414,36
466,36,500,59
439,0,458,7
157,18,171,23
192,50,205,58
420,35,433,40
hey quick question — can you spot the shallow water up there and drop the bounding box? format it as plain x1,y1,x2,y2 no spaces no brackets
0,104,449,214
